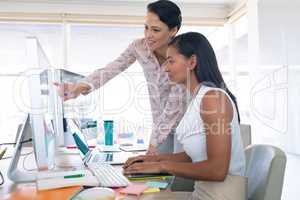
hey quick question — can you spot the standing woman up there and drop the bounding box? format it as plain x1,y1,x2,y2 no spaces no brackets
55,0,190,154
124,32,246,200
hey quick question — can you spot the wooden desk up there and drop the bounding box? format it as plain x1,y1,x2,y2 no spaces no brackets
0,147,192,200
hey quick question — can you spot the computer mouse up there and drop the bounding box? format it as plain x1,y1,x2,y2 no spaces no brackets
75,187,116,200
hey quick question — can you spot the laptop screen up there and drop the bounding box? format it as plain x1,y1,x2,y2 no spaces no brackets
67,119,90,155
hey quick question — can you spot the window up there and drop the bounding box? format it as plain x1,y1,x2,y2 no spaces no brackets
0,23,63,143
66,24,152,141
0,21,240,144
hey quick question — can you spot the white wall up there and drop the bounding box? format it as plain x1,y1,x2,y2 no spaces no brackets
258,0,300,65
248,0,300,154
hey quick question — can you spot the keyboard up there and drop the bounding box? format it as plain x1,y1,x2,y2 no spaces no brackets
87,162,130,187
91,153,113,163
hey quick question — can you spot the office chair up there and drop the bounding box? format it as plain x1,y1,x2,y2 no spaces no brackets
240,124,251,148
245,144,287,200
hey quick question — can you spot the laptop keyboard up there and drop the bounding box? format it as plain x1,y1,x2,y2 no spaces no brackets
92,153,113,163
87,162,130,187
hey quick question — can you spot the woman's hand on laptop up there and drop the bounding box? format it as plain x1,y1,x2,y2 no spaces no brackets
123,162,164,175
123,155,159,169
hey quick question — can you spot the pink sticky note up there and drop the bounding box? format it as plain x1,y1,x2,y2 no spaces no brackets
119,184,148,196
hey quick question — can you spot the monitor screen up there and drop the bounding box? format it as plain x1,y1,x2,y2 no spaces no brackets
27,37,87,170
27,37,56,170
29,69,56,170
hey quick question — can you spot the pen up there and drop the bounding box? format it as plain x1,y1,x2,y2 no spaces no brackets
0,147,7,160
64,174,85,179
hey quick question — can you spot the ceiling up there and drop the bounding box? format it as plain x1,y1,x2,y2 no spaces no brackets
0,0,245,25
0,0,243,7
111,0,240,6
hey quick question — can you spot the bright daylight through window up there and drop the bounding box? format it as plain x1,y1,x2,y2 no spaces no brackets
0,21,249,144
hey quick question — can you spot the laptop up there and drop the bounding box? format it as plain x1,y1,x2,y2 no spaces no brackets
67,119,127,165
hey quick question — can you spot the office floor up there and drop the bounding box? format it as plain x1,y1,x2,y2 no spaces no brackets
281,153,300,200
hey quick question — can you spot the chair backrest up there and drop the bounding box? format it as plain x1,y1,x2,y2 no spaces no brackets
245,145,287,200
240,124,251,148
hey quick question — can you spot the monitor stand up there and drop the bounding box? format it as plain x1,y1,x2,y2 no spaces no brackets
7,114,37,183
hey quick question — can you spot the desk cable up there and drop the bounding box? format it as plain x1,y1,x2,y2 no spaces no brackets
22,150,36,171
0,138,32,146
0,171,3,185
0,147,33,160
0,138,33,160
0,138,33,185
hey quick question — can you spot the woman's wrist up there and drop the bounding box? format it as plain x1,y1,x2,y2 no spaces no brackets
156,153,171,162
159,161,170,173
155,154,163,162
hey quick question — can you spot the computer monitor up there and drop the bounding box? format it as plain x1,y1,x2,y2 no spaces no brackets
8,37,56,182
55,68,85,146
7,114,34,182
30,69,56,170
8,37,87,183
25,37,86,169
7,113,56,183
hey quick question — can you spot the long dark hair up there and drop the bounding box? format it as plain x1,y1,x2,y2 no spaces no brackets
169,32,241,122
147,0,182,31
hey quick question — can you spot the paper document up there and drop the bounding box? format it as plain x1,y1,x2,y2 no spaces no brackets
98,145,121,152
119,144,147,152
119,184,148,196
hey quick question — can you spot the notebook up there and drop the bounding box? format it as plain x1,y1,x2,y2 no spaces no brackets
145,181,168,189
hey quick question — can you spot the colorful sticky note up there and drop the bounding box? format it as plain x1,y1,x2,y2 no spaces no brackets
119,184,148,196
143,187,160,194
145,181,168,189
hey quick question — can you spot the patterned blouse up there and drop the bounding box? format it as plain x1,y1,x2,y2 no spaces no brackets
82,38,191,146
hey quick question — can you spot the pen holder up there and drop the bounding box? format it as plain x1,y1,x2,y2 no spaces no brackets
104,120,114,146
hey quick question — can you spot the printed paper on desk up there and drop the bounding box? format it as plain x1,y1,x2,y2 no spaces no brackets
57,147,80,155
98,145,121,152
119,184,148,196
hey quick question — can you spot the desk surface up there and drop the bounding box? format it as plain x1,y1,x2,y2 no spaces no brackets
0,147,192,200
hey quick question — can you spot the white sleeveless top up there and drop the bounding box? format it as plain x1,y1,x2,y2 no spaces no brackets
175,85,245,176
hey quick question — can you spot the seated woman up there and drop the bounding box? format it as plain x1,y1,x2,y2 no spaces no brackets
123,32,246,200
